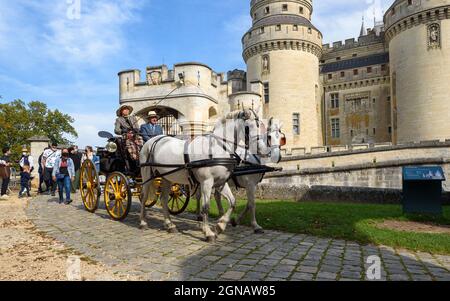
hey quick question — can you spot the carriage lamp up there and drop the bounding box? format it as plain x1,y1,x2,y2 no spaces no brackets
105,142,118,153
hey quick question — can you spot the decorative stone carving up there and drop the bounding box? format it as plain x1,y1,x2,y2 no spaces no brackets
262,54,270,74
148,71,162,85
428,23,441,50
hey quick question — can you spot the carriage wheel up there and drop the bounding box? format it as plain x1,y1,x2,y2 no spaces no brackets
143,178,163,208
104,172,132,221
168,184,190,215
80,160,99,213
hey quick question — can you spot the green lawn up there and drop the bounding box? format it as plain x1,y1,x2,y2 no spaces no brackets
186,200,450,255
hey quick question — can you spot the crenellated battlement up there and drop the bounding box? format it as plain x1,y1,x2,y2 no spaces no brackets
322,29,385,52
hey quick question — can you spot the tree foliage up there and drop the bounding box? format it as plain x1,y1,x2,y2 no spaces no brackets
0,99,78,158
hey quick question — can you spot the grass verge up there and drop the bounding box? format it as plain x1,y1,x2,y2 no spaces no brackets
186,200,450,254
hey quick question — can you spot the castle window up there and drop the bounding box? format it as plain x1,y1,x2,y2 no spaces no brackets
373,128,376,135
353,69,359,75
276,24,281,31
331,118,340,138
264,82,270,103
328,74,333,80
381,64,386,71
340,71,345,78
367,67,372,73
331,93,340,108
282,4,288,11
353,54,358,57
260,27,265,34
308,28,312,34
408,0,412,6
388,126,392,134
300,7,304,14
293,25,298,31
336,57,341,61
293,113,300,135
265,7,270,14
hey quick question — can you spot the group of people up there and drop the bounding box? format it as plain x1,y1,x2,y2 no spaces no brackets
0,146,34,200
38,145,98,204
114,105,163,161
1,105,163,203
0,143,99,205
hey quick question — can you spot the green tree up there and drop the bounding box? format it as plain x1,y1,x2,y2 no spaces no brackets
0,99,78,159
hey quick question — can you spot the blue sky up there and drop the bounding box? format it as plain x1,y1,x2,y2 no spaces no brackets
0,0,392,147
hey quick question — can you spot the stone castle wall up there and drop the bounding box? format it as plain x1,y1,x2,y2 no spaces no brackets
240,141,450,203
385,0,450,144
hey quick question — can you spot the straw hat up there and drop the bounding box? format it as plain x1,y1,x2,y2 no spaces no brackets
116,105,133,117
148,111,159,118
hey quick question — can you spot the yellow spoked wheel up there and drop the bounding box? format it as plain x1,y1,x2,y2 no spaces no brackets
168,184,190,215
104,172,132,221
80,160,99,213
143,178,162,208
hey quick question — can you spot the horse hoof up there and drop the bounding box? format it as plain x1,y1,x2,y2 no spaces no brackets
168,227,178,234
230,218,238,227
206,236,216,243
254,228,265,234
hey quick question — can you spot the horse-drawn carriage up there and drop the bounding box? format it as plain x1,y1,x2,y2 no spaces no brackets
79,131,190,221
79,109,285,241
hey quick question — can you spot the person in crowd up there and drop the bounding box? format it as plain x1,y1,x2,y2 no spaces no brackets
140,111,164,143
52,148,74,205
68,146,82,193
19,147,34,173
37,147,48,194
0,147,12,200
42,142,61,196
19,164,31,198
81,146,100,172
114,105,143,161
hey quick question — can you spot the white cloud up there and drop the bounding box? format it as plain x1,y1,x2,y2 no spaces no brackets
70,112,116,149
314,0,392,44
0,0,144,69
43,0,144,66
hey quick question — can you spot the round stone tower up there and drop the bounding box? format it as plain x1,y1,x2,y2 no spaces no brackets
242,0,323,150
385,0,450,144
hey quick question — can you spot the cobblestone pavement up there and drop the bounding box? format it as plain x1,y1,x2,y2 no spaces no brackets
26,195,450,281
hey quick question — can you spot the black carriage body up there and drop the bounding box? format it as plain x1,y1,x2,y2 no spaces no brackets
97,137,140,177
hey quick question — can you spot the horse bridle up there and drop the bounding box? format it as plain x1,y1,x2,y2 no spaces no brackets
238,110,286,159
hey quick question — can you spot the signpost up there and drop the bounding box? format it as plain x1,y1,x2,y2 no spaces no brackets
402,166,446,215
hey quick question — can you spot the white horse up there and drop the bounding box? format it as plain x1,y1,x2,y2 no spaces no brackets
139,110,260,242
196,118,285,234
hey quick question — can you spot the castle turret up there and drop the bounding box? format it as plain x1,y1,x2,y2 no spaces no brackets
243,0,323,150
385,0,450,144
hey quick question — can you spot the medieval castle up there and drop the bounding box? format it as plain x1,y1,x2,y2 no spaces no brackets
118,0,450,152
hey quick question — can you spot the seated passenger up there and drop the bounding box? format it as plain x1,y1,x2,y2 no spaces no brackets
140,111,164,143
114,105,143,161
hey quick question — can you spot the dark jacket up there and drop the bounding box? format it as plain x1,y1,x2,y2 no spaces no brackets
20,172,31,186
140,123,164,142
69,152,82,171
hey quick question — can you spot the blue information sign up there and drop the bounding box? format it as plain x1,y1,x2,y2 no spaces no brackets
402,166,446,181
